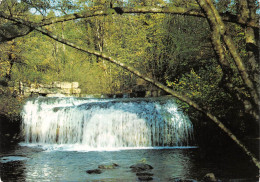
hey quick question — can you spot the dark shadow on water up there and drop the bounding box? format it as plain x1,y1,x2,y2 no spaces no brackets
0,160,26,182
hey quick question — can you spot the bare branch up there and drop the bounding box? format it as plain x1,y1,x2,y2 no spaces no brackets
0,4,258,42
32,6,259,28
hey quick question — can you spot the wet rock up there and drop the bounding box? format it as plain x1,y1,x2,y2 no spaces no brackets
112,163,119,167
136,172,154,181
203,173,217,182
130,163,153,172
136,172,153,177
98,163,119,169
138,175,153,181
86,169,102,174
130,163,154,180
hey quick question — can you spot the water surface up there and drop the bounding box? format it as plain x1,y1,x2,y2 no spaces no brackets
1,97,258,181
0,145,258,182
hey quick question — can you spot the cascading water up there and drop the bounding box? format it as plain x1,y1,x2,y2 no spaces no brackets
21,97,195,150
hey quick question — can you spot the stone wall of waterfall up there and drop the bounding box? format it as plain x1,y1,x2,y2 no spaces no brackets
21,97,194,149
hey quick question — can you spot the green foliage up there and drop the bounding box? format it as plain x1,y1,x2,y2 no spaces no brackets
0,1,215,96
0,87,25,120
166,60,231,117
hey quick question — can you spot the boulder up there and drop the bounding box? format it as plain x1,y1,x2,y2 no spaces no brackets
203,173,217,182
72,82,79,88
72,88,81,94
86,169,102,174
136,172,153,177
60,82,72,89
52,81,61,88
130,163,153,172
138,176,153,181
112,163,119,167
61,88,71,94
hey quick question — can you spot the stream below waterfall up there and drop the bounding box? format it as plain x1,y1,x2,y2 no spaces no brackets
0,145,258,182
0,97,258,181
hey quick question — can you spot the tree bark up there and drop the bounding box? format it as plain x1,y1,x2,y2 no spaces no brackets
0,4,258,39
0,4,259,42
35,6,258,28
237,0,259,95
196,0,259,121
208,19,256,119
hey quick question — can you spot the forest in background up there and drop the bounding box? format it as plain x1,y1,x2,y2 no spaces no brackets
0,0,259,168
0,1,216,95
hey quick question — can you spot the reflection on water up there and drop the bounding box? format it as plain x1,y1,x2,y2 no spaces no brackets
0,146,258,182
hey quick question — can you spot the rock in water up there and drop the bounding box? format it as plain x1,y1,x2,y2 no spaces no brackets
130,163,153,172
130,163,154,180
86,169,102,174
138,175,153,181
136,172,153,177
136,172,154,181
203,173,217,182
112,163,119,167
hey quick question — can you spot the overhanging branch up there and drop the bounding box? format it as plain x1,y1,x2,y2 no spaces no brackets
36,6,259,28
0,5,258,42
2,12,259,169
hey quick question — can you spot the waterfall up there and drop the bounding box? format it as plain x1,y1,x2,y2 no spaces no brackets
21,97,194,150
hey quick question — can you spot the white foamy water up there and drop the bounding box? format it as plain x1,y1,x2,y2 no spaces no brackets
21,97,194,151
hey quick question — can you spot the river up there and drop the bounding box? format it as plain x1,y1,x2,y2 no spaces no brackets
0,97,258,181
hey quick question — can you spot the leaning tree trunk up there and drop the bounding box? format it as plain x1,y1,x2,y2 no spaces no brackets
196,0,260,122
237,0,260,114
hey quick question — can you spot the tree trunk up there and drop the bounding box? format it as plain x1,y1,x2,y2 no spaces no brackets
237,0,259,98
196,0,259,122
